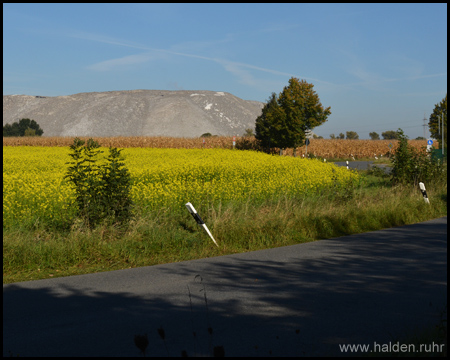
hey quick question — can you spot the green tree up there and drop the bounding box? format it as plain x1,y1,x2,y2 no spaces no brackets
382,130,398,140
24,128,36,136
3,123,19,137
3,118,44,137
99,147,133,224
18,118,43,136
329,134,336,139
243,128,254,137
254,92,284,151
346,131,359,140
369,132,380,140
338,133,345,139
390,129,413,184
255,78,331,153
65,138,133,227
390,128,444,186
428,94,447,149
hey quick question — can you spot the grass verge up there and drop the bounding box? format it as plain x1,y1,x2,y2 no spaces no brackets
3,170,446,284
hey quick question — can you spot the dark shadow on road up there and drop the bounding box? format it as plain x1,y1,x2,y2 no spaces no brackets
3,218,447,357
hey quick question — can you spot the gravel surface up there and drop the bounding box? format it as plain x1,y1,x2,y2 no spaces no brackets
3,90,264,137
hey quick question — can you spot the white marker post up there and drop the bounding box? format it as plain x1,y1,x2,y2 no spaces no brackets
346,160,349,169
185,202,219,247
419,182,430,204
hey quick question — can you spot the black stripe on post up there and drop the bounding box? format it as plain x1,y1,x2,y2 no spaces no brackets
191,212,205,225
419,182,430,204
420,189,428,199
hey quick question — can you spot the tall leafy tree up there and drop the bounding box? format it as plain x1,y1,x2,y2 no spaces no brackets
428,94,447,149
255,78,331,153
369,132,380,140
255,92,285,150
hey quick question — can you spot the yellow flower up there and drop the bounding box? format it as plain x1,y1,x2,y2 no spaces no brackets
3,146,358,228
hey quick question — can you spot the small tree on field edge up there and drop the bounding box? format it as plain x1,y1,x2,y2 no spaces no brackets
3,118,44,137
390,128,445,186
65,138,133,228
346,131,359,140
382,130,398,140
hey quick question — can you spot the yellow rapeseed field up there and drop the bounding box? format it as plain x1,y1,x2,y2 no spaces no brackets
3,146,359,228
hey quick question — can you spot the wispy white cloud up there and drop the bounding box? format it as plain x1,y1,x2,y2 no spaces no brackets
219,60,257,87
344,70,447,89
388,53,424,79
390,72,447,82
68,31,150,51
214,60,286,96
169,34,235,54
86,53,165,71
219,59,336,86
50,27,447,95
257,22,300,34
337,48,447,91
393,90,446,97
73,30,335,89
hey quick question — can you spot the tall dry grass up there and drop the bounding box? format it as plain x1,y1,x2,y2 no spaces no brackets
3,136,437,158
2,136,235,149
287,139,436,158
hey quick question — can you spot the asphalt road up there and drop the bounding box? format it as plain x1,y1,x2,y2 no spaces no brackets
333,160,392,173
3,217,447,357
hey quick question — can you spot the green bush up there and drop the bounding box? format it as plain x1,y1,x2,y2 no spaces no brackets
235,136,262,151
390,129,446,186
367,165,389,178
100,147,134,224
3,118,44,137
65,138,133,228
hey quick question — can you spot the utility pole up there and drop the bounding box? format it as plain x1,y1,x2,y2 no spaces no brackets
423,113,428,139
437,113,445,155
442,113,445,156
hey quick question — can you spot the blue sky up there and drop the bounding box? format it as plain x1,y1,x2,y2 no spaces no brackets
3,3,447,139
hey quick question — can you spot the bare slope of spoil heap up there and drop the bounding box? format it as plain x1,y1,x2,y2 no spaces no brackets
3,90,264,137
